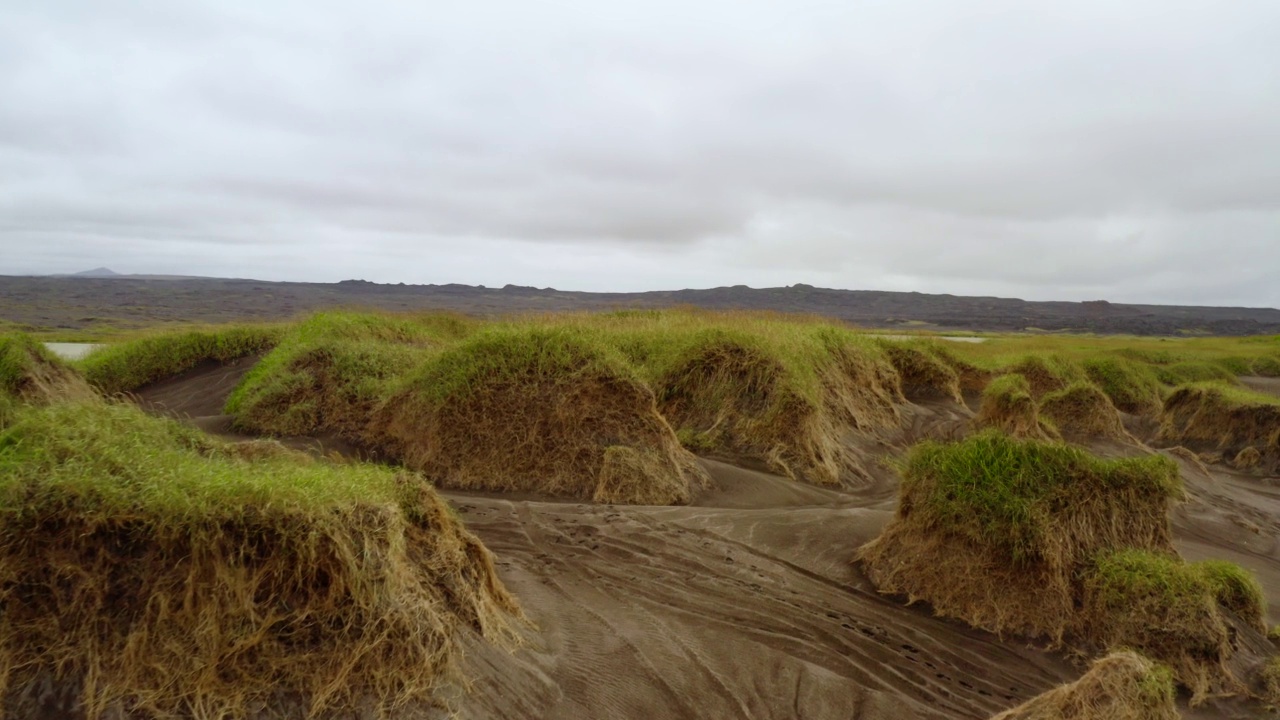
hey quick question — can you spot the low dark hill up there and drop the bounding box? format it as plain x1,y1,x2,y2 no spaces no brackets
4,275,1280,336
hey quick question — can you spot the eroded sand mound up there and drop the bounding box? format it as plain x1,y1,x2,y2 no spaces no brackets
0,333,91,409
1158,384,1280,473
373,328,708,504
858,431,1266,702
0,400,519,719
654,330,902,487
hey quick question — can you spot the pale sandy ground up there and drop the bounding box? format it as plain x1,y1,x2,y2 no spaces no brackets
131,363,1280,719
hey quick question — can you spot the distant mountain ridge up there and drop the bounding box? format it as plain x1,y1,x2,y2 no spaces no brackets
3,275,1279,336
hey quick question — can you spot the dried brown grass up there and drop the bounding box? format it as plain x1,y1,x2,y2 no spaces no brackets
989,651,1177,720
372,329,708,503
1039,382,1132,441
974,375,1060,441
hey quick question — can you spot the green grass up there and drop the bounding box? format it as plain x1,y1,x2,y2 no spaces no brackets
78,325,284,394
0,400,407,522
901,431,1181,565
519,309,892,407
1178,380,1280,408
389,324,641,408
1252,355,1280,377
983,373,1034,402
1197,559,1266,622
224,312,456,434
1154,360,1238,386
1087,550,1265,632
1088,549,1223,621
1082,356,1165,415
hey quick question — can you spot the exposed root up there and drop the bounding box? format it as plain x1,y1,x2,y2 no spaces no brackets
989,651,1177,720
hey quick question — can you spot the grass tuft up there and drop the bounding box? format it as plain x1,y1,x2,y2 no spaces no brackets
990,650,1177,720
78,325,283,394
1083,356,1165,416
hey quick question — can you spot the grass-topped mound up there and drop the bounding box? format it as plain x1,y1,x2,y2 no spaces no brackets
879,340,964,402
975,374,1059,440
639,324,902,486
1004,355,1088,399
1153,360,1237,386
1082,356,1165,416
0,400,519,718
989,651,1177,720
226,312,463,439
79,324,282,394
1039,382,1130,441
0,333,90,418
1157,383,1280,473
371,326,708,504
857,431,1266,701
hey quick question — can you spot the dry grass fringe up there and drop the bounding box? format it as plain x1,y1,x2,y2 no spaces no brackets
879,342,964,402
975,375,1060,441
0,401,520,719
1039,382,1132,441
0,334,92,420
1158,384,1280,472
371,328,708,504
989,651,1177,720
651,331,902,486
859,433,1180,641
857,432,1266,702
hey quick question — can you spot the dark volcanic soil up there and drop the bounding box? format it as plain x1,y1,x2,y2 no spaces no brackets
6,275,1280,336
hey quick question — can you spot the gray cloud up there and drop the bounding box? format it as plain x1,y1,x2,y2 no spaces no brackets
2,0,1279,307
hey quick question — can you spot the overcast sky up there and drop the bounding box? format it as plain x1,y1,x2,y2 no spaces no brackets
2,1,1278,306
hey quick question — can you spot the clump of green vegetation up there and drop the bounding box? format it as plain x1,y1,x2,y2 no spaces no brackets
974,374,1058,440
226,312,458,438
78,325,283,394
990,651,1177,720
642,325,900,485
1153,361,1237,386
1082,550,1243,695
371,326,708,504
1214,356,1256,376
859,431,1268,701
1039,382,1130,440
1253,355,1280,378
543,311,904,486
1083,356,1165,416
885,431,1179,568
0,399,519,719
1197,559,1266,628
